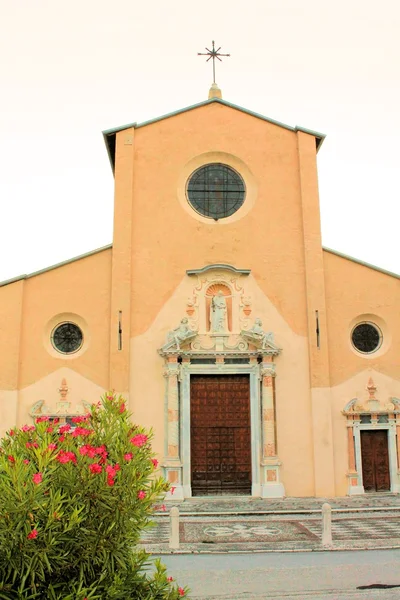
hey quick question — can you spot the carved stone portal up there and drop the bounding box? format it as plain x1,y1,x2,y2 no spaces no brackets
343,376,400,496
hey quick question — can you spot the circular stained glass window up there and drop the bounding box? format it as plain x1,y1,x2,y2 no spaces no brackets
187,163,245,220
51,322,83,354
351,322,382,354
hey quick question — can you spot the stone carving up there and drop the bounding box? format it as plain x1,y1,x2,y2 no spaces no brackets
30,400,46,416
163,318,198,351
186,298,196,317
342,380,400,415
391,397,400,410
58,378,69,400
210,291,228,333
242,318,275,349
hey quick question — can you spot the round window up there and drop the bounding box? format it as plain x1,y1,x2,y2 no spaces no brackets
351,322,382,354
51,322,83,354
186,163,245,220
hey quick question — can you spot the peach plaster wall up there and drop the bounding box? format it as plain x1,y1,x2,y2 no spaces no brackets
129,272,315,497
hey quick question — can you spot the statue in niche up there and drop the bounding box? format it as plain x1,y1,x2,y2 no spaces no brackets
210,290,228,333
164,317,197,351
248,318,274,349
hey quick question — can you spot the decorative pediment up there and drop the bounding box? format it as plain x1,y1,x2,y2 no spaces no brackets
186,264,250,276
342,377,400,415
29,378,92,418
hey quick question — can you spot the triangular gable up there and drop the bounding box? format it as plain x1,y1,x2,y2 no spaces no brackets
102,97,326,173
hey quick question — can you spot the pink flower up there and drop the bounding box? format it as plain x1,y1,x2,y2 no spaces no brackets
9,429,15,436
130,434,148,447
178,587,185,596
71,427,93,437
105,464,118,478
32,473,42,485
23,459,30,465
160,504,166,512
35,416,49,423
124,453,133,461
7,455,15,463
151,458,158,468
59,435,65,443
95,445,107,457
71,415,89,424
46,426,54,433
59,424,71,434
26,442,39,449
170,486,176,495
137,490,146,500
53,418,60,425
79,445,89,455
21,425,35,432
119,403,126,413
87,446,97,458
56,450,76,464
47,443,57,451
89,463,102,474
107,477,115,487
27,529,38,539
167,576,173,582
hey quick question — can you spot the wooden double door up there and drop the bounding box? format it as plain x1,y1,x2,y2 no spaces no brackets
190,375,252,496
361,430,390,492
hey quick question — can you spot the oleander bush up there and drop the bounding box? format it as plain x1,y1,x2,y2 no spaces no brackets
0,393,187,599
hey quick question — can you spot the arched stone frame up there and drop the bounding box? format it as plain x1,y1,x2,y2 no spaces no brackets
186,264,253,335
205,282,232,332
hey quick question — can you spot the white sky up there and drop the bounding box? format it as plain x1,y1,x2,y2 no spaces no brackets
1,0,399,282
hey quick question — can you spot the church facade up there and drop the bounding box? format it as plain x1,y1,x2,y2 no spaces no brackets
1,88,400,499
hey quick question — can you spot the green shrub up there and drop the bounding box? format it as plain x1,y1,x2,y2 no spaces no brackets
0,393,188,599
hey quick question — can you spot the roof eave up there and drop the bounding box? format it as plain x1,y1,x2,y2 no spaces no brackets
323,246,400,280
0,244,113,288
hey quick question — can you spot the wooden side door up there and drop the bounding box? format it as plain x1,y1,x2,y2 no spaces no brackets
361,430,390,492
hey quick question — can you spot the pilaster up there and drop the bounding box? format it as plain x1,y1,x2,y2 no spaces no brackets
109,128,135,396
162,356,184,500
260,356,285,498
346,421,362,495
297,131,335,497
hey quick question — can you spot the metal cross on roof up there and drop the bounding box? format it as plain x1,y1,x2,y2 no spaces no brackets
198,40,230,84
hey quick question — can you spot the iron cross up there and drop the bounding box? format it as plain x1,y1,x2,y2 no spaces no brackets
198,41,230,84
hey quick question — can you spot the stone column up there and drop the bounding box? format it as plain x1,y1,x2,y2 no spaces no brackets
396,423,400,472
346,421,360,494
260,356,285,498
347,423,356,471
162,356,184,500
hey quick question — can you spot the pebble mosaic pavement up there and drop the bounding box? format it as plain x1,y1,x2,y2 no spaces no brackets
140,495,400,551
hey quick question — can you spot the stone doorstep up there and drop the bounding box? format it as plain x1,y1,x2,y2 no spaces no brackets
143,539,400,555
159,494,400,516
156,507,400,517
